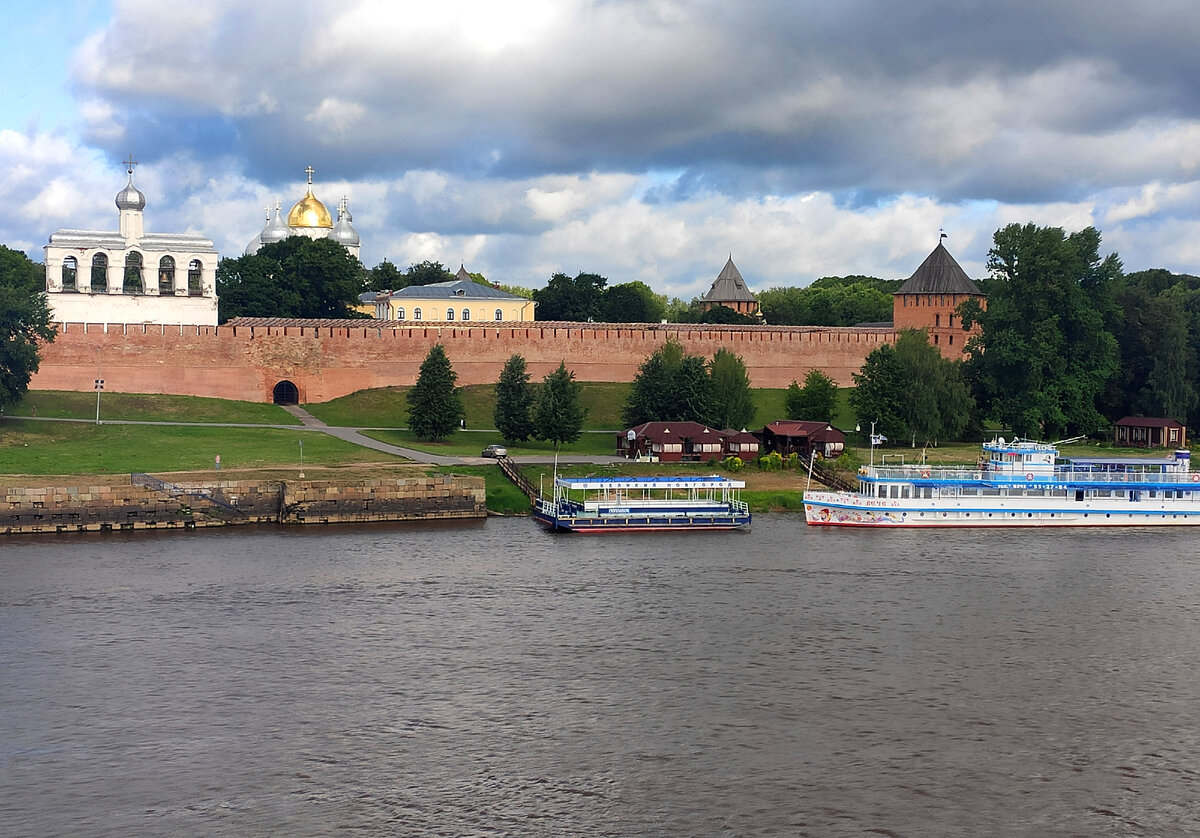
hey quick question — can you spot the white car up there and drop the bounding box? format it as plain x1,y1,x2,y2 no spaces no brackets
481,444,508,458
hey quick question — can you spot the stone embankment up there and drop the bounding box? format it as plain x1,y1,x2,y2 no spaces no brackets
1,475,486,535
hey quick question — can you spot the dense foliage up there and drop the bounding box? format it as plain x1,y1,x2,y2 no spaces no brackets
217,236,366,322
0,246,56,410
406,344,464,441
533,362,586,446
962,224,1119,439
708,348,756,429
851,330,973,446
758,276,899,326
534,272,608,321
621,341,713,427
785,370,839,422
493,354,535,443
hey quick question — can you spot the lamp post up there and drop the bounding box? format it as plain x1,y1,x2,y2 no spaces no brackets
298,438,304,479
94,377,104,425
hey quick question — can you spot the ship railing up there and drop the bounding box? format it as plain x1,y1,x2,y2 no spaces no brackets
864,465,1195,485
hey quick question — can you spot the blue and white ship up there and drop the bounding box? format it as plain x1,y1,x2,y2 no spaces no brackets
533,475,751,533
804,438,1200,527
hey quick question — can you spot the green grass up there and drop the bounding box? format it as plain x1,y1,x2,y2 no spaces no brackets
435,464,532,515
361,428,619,457
307,382,797,431
9,391,300,425
0,419,394,476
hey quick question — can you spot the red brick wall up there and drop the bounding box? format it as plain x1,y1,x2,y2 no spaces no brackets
31,321,899,403
892,294,984,358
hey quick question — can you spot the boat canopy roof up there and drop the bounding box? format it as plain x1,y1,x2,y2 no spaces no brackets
554,475,745,490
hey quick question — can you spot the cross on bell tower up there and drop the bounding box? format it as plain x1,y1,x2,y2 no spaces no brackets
305,165,314,185
124,155,138,175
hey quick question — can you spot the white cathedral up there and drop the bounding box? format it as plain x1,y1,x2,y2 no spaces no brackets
244,165,360,259
43,159,220,326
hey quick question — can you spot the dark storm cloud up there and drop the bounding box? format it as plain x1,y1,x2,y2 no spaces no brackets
73,0,1200,206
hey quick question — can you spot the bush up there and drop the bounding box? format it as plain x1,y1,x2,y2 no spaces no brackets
722,455,744,472
757,451,784,471
786,452,799,470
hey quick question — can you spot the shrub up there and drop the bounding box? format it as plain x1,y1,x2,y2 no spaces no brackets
722,455,744,472
758,451,784,471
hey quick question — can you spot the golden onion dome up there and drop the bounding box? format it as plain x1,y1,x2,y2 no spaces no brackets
287,189,333,228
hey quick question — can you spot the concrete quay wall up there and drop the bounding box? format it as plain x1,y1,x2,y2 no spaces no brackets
29,321,897,404
1,475,486,535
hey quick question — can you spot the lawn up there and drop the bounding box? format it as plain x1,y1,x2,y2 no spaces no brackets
305,382,802,432
361,428,619,457
0,419,395,477
9,391,300,425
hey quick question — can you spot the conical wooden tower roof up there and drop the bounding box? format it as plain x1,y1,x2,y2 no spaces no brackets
703,257,757,303
895,242,983,296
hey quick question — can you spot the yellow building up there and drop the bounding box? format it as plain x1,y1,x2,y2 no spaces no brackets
364,267,536,322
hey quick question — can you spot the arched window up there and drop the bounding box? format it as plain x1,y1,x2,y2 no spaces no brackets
461,308,470,321
91,253,108,293
188,260,203,296
446,308,455,321
414,307,422,321
158,256,175,295
935,313,941,327
395,306,406,320
494,308,503,321
61,256,77,292
124,252,144,294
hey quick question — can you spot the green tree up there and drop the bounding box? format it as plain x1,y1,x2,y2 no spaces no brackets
403,260,455,287
708,347,755,429
601,281,665,323
366,258,404,292
759,278,898,326
217,236,366,321
962,224,1120,439
621,340,714,426
697,304,759,325
534,362,586,446
494,354,535,443
851,330,973,445
406,344,464,441
533,272,607,321
786,369,839,422
0,246,56,411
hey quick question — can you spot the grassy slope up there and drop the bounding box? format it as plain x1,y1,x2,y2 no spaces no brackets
9,391,300,425
0,420,393,476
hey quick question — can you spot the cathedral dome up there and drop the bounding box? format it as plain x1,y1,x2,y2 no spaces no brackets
262,203,291,243
332,199,360,246
115,174,146,211
287,189,333,228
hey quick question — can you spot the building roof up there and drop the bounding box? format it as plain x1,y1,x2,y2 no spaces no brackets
894,242,983,296
624,421,722,442
762,420,844,438
1115,416,1185,428
390,279,528,301
703,257,757,303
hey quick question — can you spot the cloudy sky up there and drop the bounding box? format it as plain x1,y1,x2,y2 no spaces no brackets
4,0,1200,299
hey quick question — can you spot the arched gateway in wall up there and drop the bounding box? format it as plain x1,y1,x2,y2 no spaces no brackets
272,380,299,405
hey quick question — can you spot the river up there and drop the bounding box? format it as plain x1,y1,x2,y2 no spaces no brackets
2,516,1198,836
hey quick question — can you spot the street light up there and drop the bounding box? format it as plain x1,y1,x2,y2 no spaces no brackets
298,437,304,479
94,378,104,425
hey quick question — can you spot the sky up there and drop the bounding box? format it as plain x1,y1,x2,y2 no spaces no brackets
4,0,1200,301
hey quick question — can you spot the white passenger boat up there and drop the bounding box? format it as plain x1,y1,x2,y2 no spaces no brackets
804,438,1200,527
533,475,751,532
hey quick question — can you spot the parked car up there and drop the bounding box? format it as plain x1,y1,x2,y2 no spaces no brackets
481,444,508,458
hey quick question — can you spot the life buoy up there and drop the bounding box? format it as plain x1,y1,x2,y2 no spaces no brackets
1191,474,1199,483
920,470,931,478
1026,473,1034,481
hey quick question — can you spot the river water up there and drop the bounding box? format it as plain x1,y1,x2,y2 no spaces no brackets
2,516,1198,837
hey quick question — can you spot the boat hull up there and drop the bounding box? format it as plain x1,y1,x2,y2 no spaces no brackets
532,508,751,533
804,490,1200,527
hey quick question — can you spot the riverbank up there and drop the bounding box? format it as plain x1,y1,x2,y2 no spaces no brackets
1,472,486,535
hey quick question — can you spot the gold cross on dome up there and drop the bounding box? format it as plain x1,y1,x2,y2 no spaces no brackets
305,165,314,184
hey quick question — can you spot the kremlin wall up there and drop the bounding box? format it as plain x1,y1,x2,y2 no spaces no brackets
30,320,898,404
